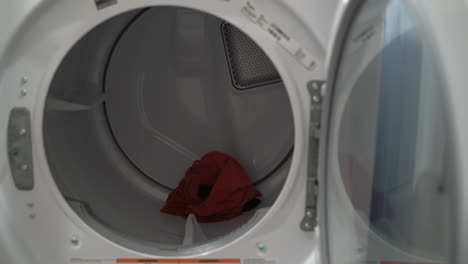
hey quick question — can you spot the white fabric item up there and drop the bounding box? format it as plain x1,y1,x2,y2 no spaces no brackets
183,214,207,246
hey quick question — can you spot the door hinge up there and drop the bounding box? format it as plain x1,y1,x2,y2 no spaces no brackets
300,80,325,231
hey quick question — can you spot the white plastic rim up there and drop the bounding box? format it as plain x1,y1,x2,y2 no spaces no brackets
0,0,333,260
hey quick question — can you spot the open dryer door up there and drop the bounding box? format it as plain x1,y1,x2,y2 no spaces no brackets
316,0,460,263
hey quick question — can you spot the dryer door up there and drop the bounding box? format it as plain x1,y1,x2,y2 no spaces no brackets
318,0,466,263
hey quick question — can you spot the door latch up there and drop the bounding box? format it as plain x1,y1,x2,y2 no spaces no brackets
7,108,34,190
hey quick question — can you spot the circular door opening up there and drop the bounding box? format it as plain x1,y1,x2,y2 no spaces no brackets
43,6,294,252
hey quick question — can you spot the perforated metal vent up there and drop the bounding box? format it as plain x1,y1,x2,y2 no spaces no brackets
222,23,281,89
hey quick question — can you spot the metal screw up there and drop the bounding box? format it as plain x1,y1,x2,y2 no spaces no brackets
20,89,28,97
304,222,311,229
306,210,313,217
20,77,28,86
307,81,320,91
18,128,27,136
70,235,80,248
257,242,267,253
312,95,320,103
20,164,28,171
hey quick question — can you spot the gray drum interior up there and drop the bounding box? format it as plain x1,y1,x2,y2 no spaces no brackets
43,7,294,249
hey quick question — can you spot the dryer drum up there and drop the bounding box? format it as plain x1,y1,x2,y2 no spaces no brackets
43,6,294,250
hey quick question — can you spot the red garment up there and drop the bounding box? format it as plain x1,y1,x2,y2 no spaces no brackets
161,151,261,223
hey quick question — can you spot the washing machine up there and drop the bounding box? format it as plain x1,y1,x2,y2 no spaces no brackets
0,0,467,263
